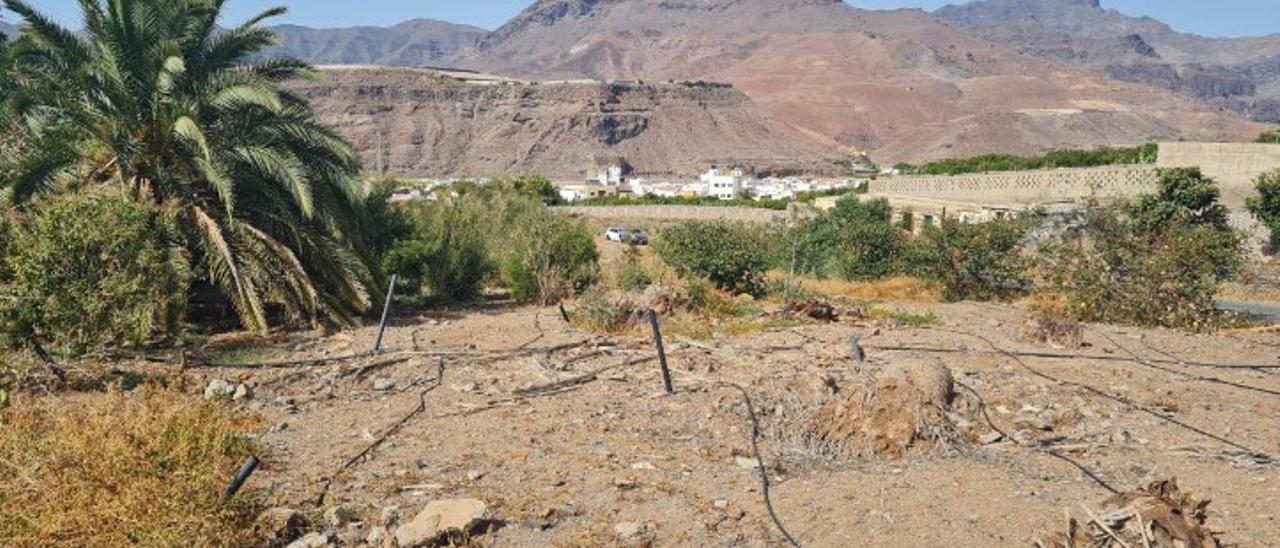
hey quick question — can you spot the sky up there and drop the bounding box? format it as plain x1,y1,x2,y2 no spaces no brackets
9,1,1279,38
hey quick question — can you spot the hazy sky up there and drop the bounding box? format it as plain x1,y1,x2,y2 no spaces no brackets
10,1,1279,38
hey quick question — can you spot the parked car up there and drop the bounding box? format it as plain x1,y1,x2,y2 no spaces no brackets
628,228,649,245
605,227,630,242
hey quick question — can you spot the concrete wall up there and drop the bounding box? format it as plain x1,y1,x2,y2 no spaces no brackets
868,165,1159,204
1157,142,1280,239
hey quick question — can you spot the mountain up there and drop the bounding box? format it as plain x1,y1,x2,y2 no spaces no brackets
935,0,1280,123
261,19,486,66
290,67,835,179
0,22,18,38
456,0,1265,162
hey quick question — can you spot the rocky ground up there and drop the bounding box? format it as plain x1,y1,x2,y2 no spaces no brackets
192,301,1280,547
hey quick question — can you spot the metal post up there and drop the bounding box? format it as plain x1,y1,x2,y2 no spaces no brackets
648,309,674,394
224,456,259,501
373,274,398,353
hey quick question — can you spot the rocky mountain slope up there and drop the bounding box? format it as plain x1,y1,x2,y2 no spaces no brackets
261,19,487,66
290,67,834,179
935,0,1280,123
456,0,1265,162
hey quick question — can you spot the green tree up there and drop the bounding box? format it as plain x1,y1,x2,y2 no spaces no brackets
1256,129,1280,144
1127,168,1231,232
1,0,371,331
1246,168,1280,247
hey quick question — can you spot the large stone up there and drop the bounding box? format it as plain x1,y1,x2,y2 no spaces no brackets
395,499,488,547
285,531,329,548
323,505,357,528
204,379,235,400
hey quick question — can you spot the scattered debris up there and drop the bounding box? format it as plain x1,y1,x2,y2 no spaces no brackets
372,378,396,391
776,300,839,322
1037,479,1224,548
284,531,329,548
323,505,356,528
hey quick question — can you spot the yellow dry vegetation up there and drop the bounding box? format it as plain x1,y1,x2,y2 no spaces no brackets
0,384,263,547
787,275,940,302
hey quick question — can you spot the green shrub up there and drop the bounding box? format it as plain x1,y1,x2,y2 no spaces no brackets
908,218,1032,302
1038,204,1242,331
496,204,599,304
381,197,493,305
0,194,190,355
1246,168,1280,247
787,197,904,281
657,221,769,296
616,246,653,291
1128,168,1231,232
1256,129,1280,144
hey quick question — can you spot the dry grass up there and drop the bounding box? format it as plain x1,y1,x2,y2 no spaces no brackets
785,275,941,303
0,384,264,547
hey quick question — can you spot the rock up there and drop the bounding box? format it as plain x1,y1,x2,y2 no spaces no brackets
979,431,1005,445
395,499,487,547
366,526,389,547
285,532,329,548
612,477,638,490
324,505,357,528
254,507,306,544
233,384,252,401
465,470,485,481
631,461,656,471
450,381,479,393
336,522,366,546
373,378,396,391
735,456,761,469
614,521,647,539
204,379,235,400
379,505,401,526
713,499,730,509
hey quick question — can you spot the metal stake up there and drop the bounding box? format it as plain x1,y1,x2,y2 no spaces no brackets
373,274,398,353
648,309,674,394
224,455,259,501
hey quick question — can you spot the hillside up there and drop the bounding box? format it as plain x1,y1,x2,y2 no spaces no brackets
935,0,1280,123
459,0,1266,162
261,19,487,66
290,67,835,179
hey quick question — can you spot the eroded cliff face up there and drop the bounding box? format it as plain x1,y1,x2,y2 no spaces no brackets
291,67,835,179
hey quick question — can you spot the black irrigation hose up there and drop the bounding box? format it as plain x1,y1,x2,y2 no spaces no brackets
314,357,446,507
1094,331,1280,398
955,382,1120,495
862,344,1280,370
718,381,804,548
935,328,1275,464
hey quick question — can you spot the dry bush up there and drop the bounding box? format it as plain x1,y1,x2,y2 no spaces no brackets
1024,293,1085,349
811,360,966,460
0,385,263,547
1037,479,1223,548
789,275,940,302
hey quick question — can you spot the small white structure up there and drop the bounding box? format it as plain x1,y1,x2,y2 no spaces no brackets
700,166,745,200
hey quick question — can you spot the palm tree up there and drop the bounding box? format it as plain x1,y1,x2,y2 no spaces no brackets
1,0,372,331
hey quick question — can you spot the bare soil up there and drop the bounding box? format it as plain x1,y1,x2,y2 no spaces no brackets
162,301,1280,545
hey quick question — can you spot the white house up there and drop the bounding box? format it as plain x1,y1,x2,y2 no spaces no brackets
700,166,745,200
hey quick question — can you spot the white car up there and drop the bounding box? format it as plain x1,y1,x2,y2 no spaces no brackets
604,227,630,242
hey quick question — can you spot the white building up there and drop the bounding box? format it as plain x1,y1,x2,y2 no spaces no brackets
700,166,745,200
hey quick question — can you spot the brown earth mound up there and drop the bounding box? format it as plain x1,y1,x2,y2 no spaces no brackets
812,359,960,459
